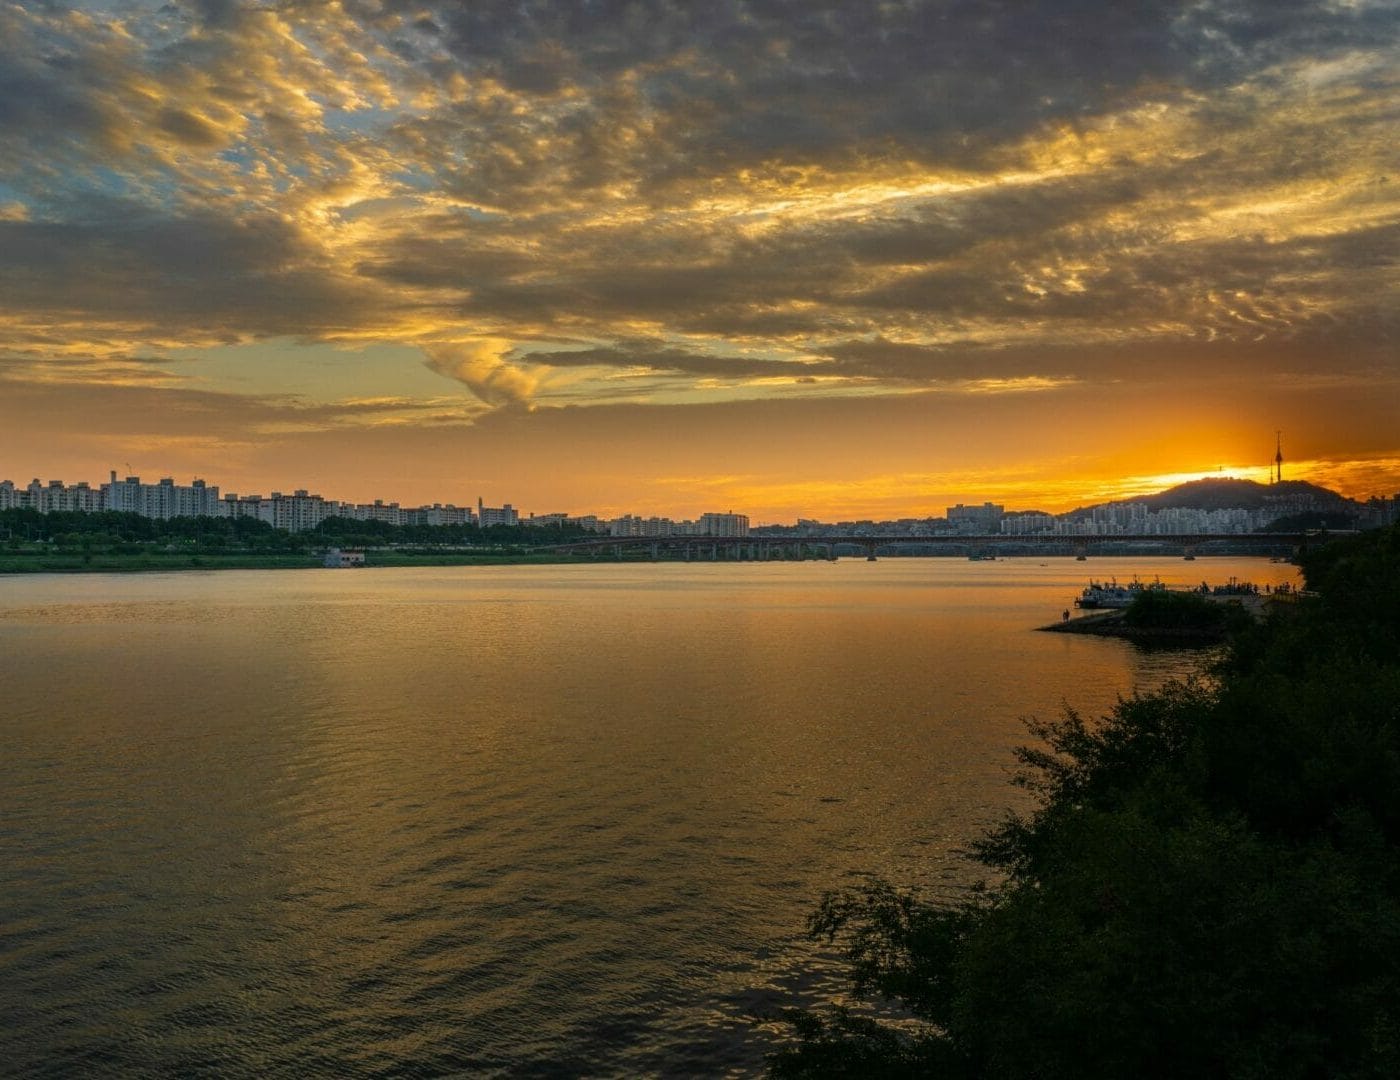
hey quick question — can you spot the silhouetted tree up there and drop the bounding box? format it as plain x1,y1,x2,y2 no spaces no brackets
767,526,1400,1079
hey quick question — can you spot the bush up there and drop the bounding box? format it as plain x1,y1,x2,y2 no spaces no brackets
1122,587,1223,628
767,526,1400,1079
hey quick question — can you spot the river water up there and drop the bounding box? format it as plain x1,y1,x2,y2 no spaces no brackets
1,557,1296,1077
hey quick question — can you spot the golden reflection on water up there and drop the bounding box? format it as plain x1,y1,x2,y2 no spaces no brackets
0,557,1298,1073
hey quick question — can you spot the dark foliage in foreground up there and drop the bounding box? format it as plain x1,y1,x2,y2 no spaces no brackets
768,526,1400,1078
1120,587,1249,632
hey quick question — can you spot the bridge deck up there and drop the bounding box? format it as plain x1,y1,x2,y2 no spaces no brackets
545,532,1314,554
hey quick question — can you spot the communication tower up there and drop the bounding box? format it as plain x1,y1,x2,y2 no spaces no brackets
1274,431,1283,485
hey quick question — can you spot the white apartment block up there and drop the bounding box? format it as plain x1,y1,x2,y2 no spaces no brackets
477,499,519,527
947,502,1005,533
611,514,694,537
219,494,275,524
2,472,517,532
1076,502,1266,535
698,512,750,537
349,500,404,526
1,479,105,513
1001,512,1056,535
263,491,330,532
105,473,222,519
58,482,104,513
403,504,475,527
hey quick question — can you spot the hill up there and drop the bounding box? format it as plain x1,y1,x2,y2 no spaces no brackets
1065,477,1359,519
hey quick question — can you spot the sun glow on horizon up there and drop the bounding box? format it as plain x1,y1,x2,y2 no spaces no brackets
0,3,1396,521
1094,465,1273,502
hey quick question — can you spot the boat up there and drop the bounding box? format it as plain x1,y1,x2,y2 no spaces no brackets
968,553,996,561
323,547,366,568
1074,578,1167,609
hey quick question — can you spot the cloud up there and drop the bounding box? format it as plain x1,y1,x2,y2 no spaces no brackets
0,0,1394,418
423,340,539,407
519,340,833,380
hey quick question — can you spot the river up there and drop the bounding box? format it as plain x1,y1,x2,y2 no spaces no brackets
0,557,1297,1076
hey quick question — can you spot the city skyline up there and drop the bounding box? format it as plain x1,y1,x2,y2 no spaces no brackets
2,2,1398,519
4,461,1384,534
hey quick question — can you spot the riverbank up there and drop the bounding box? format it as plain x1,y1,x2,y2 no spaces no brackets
1038,591,1275,644
0,551,603,573
1038,608,1231,645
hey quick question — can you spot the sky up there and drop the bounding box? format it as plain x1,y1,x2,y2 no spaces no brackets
1,0,1398,521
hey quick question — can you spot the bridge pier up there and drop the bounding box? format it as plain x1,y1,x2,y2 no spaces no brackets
546,530,1311,561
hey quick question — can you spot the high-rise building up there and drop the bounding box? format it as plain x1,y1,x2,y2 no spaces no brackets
698,512,749,537
404,504,475,527
477,498,519,527
103,473,221,519
946,502,1004,532
267,490,334,532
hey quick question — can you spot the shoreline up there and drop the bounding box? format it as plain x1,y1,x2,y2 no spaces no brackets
1038,591,1278,644
0,552,603,574
1,551,1304,576
1037,610,1230,644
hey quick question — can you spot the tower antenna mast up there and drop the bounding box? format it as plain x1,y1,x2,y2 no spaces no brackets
1274,431,1283,485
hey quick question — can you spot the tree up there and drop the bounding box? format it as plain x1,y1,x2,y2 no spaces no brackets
767,526,1400,1079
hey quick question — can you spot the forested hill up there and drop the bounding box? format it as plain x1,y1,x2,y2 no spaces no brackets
1066,477,1359,518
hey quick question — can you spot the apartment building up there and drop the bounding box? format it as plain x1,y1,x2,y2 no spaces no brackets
698,512,749,537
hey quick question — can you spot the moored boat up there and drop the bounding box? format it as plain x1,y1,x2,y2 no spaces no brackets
1074,578,1166,609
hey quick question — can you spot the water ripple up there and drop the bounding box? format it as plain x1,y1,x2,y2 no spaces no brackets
1,559,1289,1075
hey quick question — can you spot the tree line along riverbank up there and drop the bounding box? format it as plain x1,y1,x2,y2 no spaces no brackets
1039,586,1271,644
766,523,1400,1078
0,508,601,572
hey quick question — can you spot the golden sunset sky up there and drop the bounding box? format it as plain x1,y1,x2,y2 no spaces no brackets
2,0,1398,520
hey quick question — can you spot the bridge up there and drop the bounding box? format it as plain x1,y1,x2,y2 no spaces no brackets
545,532,1318,561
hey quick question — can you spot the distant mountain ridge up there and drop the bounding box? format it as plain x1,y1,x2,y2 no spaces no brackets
1065,478,1360,519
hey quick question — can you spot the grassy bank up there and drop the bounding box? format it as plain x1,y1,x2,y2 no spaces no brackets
0,552,322,573
0,550,607,573
353,551,601,567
